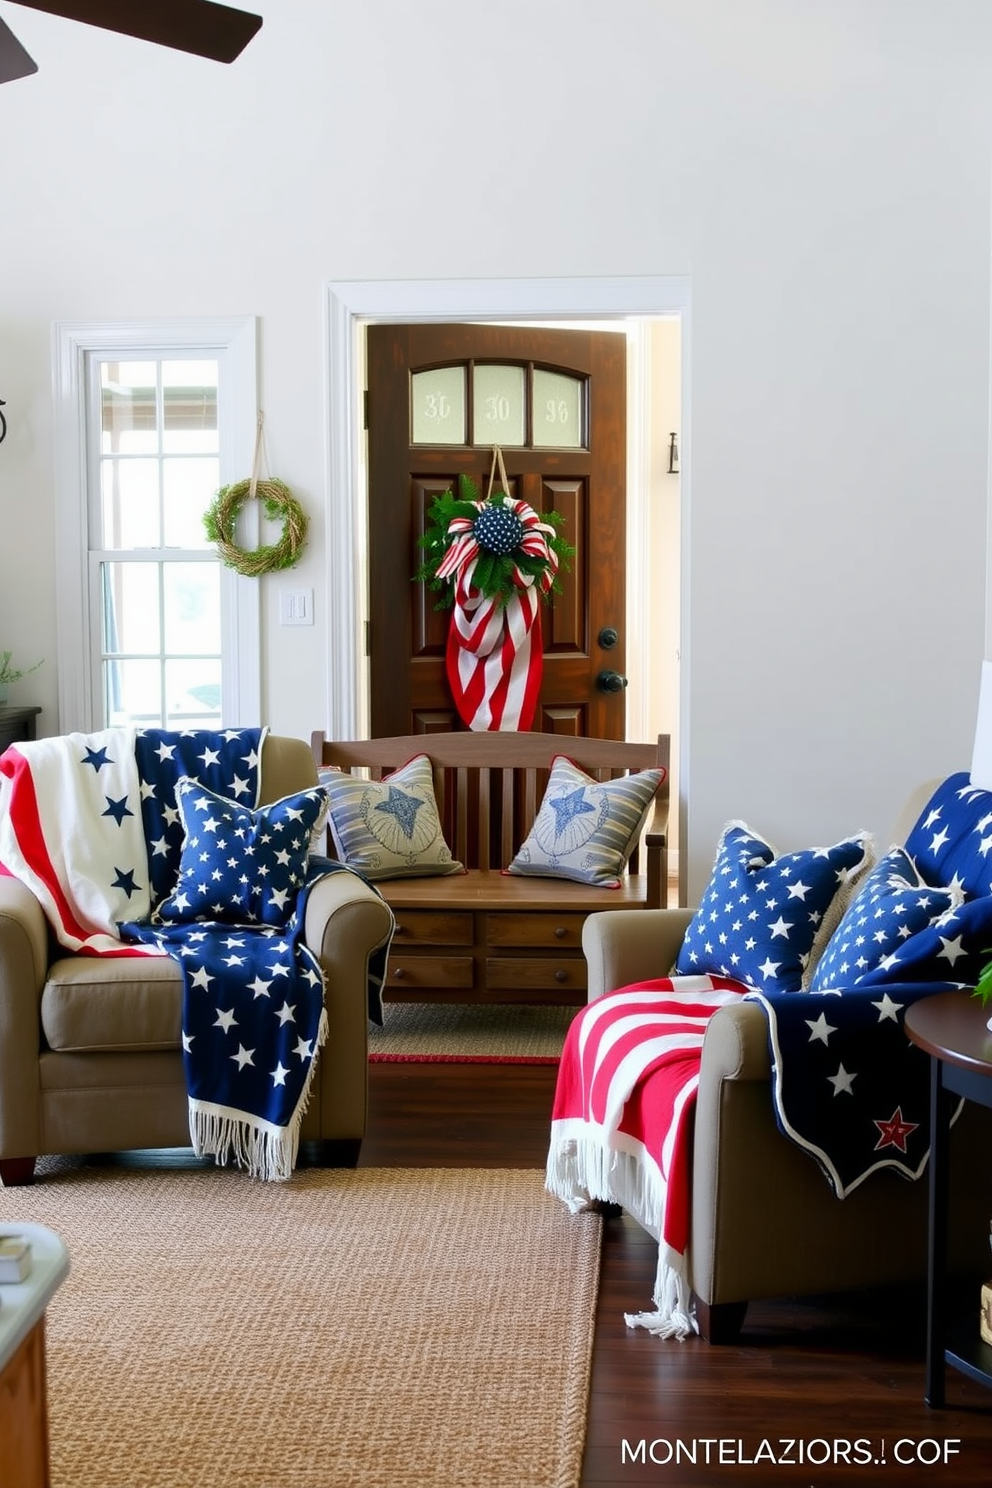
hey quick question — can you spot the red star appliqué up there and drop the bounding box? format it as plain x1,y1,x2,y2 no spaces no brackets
872,1106,919,1153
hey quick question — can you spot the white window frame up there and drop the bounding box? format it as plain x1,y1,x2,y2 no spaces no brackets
53,318,260,734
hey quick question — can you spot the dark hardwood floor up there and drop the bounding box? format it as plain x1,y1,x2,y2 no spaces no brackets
363,1060,992,1487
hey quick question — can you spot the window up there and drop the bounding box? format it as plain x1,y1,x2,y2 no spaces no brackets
54,320,259,734
96,357,222,728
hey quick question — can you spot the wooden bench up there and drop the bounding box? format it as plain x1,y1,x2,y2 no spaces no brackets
310,730,670,1007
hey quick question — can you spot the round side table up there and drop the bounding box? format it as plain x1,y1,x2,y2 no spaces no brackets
904,991,992,1408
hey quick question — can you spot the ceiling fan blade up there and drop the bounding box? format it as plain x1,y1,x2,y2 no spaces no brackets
11,0,262,63
0,15,38,80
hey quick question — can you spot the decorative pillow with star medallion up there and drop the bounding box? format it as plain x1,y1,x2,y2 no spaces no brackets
673,821,875,992
505,754,666,888
809,846,966,991
152,777,329,928
322,754,464,881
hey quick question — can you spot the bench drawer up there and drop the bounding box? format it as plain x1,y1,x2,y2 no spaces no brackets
486,912,587,949
486,957,588,991
386,956,474,990
390,911,473,946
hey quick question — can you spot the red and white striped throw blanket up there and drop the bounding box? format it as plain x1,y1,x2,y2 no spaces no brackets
545,976,747,1338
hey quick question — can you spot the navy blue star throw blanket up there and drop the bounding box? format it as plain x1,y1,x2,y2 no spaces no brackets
0,725,341,1181
745,982,947,1196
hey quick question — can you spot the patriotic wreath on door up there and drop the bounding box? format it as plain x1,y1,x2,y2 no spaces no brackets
414,446,574,731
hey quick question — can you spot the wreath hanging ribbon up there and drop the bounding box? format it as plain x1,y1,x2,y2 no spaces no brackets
414,447,573,732
203,412,309,577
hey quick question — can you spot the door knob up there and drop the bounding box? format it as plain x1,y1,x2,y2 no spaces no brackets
596,669,628,694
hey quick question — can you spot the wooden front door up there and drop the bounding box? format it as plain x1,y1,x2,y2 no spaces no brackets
366,323,627,738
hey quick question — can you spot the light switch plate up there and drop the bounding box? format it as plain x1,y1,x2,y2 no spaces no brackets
279,589,314,626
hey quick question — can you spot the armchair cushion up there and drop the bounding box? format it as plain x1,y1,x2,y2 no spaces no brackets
506,754,665,888
674,821,874,991
152,777,329,928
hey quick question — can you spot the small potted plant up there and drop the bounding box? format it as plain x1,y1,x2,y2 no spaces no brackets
0,650,42,706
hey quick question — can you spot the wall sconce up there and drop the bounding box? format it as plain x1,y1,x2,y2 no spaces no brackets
668,431,679,474
0,400,6,444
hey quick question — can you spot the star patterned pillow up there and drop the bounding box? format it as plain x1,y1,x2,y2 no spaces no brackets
505,754,665,888
809,846,966,991
674,821,875,992
152,777,329,928
896,771,992,985
322,754,463,881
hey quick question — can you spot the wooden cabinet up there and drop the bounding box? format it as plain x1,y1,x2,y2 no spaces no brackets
382,892,624,1005
0,705,41,755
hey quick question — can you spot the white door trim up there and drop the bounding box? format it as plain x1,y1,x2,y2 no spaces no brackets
320,276,691,743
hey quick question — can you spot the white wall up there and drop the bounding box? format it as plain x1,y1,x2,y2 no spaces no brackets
0,0,990,897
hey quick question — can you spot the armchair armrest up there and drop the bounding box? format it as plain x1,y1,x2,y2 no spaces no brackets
698,999,773,1085
582,907,694,1001
0,875,51,1165
0,874,49,993
303,868,395,1012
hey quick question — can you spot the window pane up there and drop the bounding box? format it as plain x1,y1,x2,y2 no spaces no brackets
162,359,219,454
165,659,222,730
102,562,160,653
472,364,526,447
101,459,160,548
101,361,158,456
411,366,466,445
163,562,220,656
163,457,219,547
105,658,162,728
533,370,585,448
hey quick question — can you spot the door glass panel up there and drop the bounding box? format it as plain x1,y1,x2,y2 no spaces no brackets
472,364,526,447
411,366,466,445
533,369,585,448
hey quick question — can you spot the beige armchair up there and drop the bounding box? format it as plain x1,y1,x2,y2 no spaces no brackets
582,781,992,1343
0,734,394,1186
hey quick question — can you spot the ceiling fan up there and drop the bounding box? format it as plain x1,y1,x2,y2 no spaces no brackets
0,0,262,84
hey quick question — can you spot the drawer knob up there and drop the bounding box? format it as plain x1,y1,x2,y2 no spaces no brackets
555,969,568,983
393,967,406,980
554,926,567,939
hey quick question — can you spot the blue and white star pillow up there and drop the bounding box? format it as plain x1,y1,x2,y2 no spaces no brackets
897,770,992,985
674,821,875,992
810,847,965,991
506,754,665,888
153,777,328,928
135,728,264,906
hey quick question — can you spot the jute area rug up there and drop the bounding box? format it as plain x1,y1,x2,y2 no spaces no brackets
1,1163,600,1488
368,1002,576,1063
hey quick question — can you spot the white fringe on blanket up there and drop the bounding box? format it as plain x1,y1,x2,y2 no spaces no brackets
545,1121,697,1340
190,1006,329,1182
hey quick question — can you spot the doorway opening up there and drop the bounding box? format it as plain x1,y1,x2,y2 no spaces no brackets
321,276,690,882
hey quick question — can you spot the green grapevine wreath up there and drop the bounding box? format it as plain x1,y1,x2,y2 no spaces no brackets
203,478,309,578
